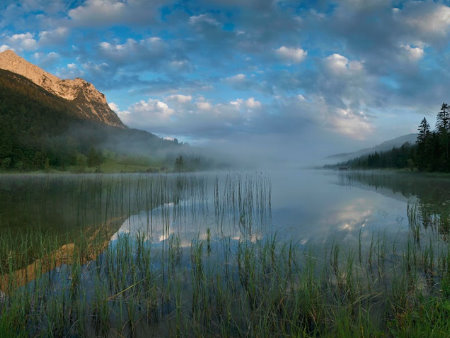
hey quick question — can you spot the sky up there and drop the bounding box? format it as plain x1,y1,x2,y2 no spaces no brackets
1,0,450,164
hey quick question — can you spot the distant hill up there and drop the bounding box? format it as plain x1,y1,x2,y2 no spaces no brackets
326,133,418,162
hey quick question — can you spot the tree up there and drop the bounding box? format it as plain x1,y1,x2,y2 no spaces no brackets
436,102,450,131
174,155,184,172
417,117,430,144
436,103,450,165
416,117,431,170
87,148,103,167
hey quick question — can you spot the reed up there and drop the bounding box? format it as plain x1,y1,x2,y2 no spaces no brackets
0,173,448,336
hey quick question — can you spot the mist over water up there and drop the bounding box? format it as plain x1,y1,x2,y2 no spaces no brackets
2,169,446,250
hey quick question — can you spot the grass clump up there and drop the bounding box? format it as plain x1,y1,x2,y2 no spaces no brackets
0,172,448,336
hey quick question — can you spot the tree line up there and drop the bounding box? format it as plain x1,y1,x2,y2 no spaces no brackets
334,103,450,172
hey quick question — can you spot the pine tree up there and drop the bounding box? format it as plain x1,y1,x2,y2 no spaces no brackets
436,103,450,166
416,117,431,171
436,102,449,131
417,117,430,144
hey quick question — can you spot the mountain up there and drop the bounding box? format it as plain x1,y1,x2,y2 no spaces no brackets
0,53,184,171
0,50,124,128
326,133,418,162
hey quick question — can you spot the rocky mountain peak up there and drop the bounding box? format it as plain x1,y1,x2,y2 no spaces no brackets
0,50,125,128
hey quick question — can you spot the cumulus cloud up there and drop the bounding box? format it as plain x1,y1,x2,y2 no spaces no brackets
5,32,37,51
399,3,450,37
38,27,68,46
119,95,267,138
99,37,165,64
324,54,363,75
331,108,373,140
167,94,192,103
226,73,246,83
0,45,11,52
275,46,307,64
401,44,424,62
33,51,60,68
230,97,262,109
68,0,168,26
3,0,450,156
56,63,85,79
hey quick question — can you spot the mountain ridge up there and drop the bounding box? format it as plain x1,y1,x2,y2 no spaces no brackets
0,67,182,171
0,50,124,128
326,133,418,162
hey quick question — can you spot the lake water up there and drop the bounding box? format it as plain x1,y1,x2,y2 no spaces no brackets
0,169,448,262
1,170,448,336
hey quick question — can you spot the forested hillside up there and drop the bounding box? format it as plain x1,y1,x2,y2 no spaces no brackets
330,103,450,172
0,69,179,171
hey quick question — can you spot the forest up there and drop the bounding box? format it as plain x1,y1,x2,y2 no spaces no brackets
0,69,214,172
333,103,450,172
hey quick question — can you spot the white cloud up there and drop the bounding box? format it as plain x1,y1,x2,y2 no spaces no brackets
245,97,261,109
56,63,85,79
331,108,373,140
229,97,261,109
122,98,174,127
38,27,69,46
402,4,450,36
325,53,363,74
6,33,37,51
401,44,424,62
98,37,165,64
68,0,168,26
119,95,267,137
167,94,192,103
275,46,307,63
108,102,120,112
0,45,11,52
69,0,126,25
189,14,220,26
33,51,60,67
197,101,212,110
226,73,246,82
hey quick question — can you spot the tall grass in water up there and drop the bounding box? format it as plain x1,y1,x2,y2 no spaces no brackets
0,173,448,336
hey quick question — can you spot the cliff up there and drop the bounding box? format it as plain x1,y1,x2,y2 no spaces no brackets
0,50,125,128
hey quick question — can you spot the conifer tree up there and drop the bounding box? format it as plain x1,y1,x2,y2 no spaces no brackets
436,103,449,165
417,117,430,144
436,102,449,131
416,117,431,170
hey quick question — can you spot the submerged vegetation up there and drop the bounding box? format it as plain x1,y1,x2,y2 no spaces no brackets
0,173,448,336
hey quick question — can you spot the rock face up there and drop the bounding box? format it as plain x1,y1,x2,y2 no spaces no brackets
0,50,125,128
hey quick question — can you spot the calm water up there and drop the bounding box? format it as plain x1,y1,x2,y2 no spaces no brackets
0,169,448,335
0,169,448,254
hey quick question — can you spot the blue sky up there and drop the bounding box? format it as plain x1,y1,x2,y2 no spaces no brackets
1,0,450,161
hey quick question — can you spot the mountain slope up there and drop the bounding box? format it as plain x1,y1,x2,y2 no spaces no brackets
0,50,124,128
0,68,178,170
327,133,417,162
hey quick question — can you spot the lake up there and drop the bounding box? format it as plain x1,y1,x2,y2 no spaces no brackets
0,170,448,336
2,169,446,247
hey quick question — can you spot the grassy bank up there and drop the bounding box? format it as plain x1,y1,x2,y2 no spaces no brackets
0,230,448,337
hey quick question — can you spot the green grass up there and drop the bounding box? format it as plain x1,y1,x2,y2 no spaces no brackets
0,173,448,336
0,231,447,337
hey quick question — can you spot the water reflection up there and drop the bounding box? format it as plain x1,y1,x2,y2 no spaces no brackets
337,171,450,239
2,169,449,290
268,169,408,245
